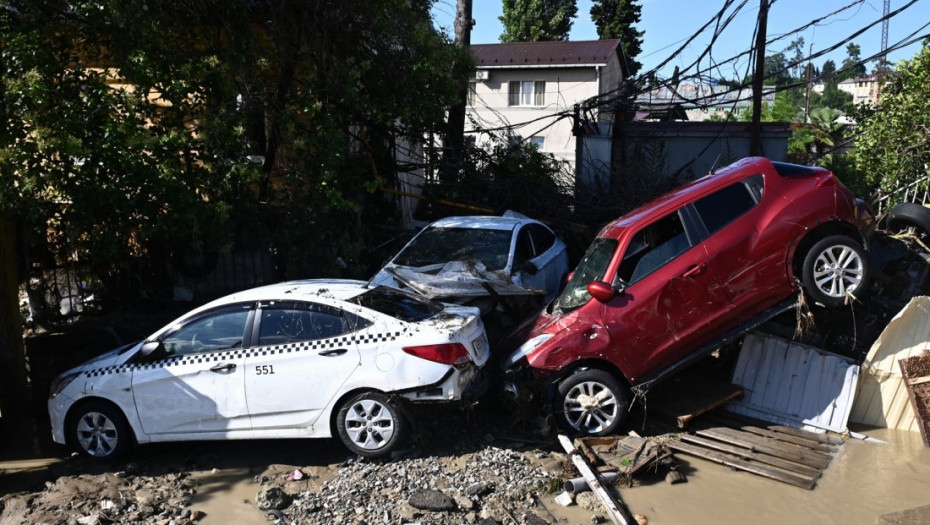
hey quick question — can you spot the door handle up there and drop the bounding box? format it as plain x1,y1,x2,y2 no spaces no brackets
682,263,707,278
210,363,237,373
318,349,348,357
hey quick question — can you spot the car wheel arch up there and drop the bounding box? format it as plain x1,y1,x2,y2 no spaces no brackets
64,397,137,458
789,220,868,281
550,359,632,391
328,388,413,438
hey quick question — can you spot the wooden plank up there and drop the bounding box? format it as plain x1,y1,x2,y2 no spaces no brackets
694,427,832,470
709,415,837,453
898,356,930,447
721,412,845,446
558,435,638,525
668,440,816,489
678,434,823,479
907,375,930,387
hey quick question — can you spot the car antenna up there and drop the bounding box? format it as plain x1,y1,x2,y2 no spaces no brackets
709,154,722,174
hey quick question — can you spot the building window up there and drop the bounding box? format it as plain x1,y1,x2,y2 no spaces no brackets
530,137,544,150
467,81,477,107
508,81,545,106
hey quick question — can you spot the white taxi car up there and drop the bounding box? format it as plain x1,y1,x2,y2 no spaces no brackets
48,280,490,459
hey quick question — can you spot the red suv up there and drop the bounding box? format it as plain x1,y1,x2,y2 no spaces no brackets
506,157,874,435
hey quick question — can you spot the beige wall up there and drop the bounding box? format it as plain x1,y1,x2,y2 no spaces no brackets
467,66,605,166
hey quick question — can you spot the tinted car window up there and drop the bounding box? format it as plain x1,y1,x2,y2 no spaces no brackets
693,175,761,235
527,224,556,255
392,227,513,270
350,286,443,322
258,302,372,345
618,211,692,284
162,307,250,356
514,228,534,266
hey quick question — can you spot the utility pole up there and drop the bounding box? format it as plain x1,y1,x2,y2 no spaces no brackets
441,0,474,182
804,41,813,123
750,0,769,156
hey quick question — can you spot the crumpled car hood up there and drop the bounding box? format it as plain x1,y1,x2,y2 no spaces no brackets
387,260,544,300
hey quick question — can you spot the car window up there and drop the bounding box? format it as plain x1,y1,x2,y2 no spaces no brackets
693,175,762,235
392,226,513,270
514,228,534,267
527,224,556,255
618,211,692,284
350,286,443,322
258,302,372,345
162,307,250,356
555,237,619,312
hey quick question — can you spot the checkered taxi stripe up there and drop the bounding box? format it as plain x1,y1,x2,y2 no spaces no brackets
83,331,401,378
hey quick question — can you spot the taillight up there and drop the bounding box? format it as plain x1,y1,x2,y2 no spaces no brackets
403,343,469,365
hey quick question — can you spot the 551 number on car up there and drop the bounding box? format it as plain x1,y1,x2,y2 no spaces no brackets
255,365,275,375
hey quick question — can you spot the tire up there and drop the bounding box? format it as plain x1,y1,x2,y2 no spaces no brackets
335,392,407,458
554,369,628,436
68,401,132,460
801,235,870,307
884,202,930,240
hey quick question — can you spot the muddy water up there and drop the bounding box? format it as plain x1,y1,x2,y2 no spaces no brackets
186,426,930,525
614,426,930,525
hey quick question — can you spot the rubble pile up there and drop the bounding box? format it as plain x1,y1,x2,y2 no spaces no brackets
265,446,559,525
0,467,201,525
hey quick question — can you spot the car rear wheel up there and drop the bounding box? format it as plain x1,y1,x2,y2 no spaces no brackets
802,235,869,307
68,401,132,460
335,392,407,458
555,369,628,436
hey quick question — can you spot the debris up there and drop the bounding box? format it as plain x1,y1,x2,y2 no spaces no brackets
285,468,304,481
558,435,638,525
563,473,620,494
554,491,574,507
898,350,930,447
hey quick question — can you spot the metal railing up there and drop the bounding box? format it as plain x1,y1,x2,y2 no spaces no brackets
870,174,930,214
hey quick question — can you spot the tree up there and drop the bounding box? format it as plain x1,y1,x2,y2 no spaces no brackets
822,59,837,79
589,0,644,77
838,43,866,80
0,0,466,413
855,40,930,199
499,0,577,42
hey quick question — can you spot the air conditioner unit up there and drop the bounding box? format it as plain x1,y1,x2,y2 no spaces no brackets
474,70,489,81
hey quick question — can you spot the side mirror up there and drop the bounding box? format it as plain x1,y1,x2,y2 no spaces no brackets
139,341,162,358
587,281,617,303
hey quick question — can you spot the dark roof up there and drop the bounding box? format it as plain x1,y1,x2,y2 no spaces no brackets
471,39,620,68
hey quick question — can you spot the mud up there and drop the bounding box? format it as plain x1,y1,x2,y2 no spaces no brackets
3,417,929,525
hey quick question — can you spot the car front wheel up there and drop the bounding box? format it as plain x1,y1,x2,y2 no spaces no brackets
68,401,132,460
335,392,407,458
802,235,869,307
555,369,628,436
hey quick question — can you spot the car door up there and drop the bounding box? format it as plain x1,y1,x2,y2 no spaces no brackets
693,173,796,321
244,301,369,429
512,223,569,300
131,304,253,435
603,209,728,382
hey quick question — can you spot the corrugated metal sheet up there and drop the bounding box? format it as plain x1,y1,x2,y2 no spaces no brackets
728,332,859,433
849,296,930,432
471,39,620,67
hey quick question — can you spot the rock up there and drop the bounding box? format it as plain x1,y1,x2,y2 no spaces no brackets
465,482,492,497
256,484,293,511
665,470,686,484
407,489,455,511
524,512,550,525
454,494,475,510
590,515,606,524
634,514,649,525
575,492,600,511
476,519,500,525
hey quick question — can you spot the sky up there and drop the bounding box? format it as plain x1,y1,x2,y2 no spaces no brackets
431,0,929,79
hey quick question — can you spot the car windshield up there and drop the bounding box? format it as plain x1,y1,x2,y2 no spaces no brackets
392,226,513,270
554,237,619,313
350,286,443,322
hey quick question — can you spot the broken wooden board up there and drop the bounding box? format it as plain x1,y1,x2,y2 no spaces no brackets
667,416,843,489
581,436,674,479
899,350,930,447
558,435,638,525
647,374,745,429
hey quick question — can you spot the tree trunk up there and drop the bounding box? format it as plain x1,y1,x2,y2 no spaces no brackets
0,214,28,420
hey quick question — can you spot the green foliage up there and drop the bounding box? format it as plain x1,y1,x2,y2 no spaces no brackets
838,43,867,81
855,40,930,202
499,0,577,42
589,0,644,77
0,0,467,293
